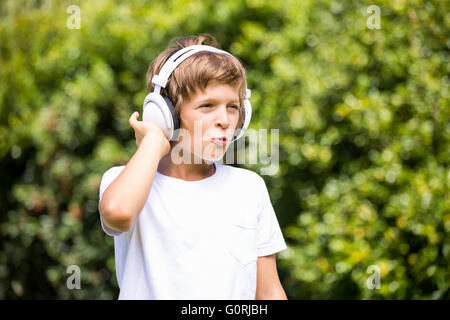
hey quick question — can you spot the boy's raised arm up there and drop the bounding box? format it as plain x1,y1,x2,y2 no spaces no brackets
99,112,170,233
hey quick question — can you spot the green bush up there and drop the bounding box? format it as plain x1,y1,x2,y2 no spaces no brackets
0,0,448,299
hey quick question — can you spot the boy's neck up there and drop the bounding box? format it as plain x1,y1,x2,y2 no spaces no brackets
157,148,216,181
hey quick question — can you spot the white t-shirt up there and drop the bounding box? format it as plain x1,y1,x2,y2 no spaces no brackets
98,162,287,300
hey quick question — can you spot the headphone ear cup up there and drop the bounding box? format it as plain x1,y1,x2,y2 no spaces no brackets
142,92,175,140
233,98,252,141
161,96,180,141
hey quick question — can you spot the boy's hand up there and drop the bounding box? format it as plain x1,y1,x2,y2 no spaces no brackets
129,111,171,157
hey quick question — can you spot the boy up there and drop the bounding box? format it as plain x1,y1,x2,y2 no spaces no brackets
98,34,287,299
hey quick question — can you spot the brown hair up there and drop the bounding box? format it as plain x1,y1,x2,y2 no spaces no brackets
146,33,248,130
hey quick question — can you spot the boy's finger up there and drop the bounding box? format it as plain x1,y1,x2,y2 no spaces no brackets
129,111,139,127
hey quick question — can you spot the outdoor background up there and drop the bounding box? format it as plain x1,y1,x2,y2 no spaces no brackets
0,0,448,299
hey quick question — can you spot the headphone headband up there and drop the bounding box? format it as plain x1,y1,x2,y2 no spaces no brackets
151,45,251,99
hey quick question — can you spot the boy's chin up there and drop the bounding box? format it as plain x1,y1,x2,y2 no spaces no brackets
188,144,227,163
182,149,224,164
200,151,226,163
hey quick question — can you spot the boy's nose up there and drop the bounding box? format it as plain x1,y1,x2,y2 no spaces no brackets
215,107,230,129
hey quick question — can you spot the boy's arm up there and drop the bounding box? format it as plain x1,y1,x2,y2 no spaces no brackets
99,127,169,233
255,254,288,300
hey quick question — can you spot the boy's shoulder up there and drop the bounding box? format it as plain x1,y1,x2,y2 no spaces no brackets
102,165,126,177
100,165,126,188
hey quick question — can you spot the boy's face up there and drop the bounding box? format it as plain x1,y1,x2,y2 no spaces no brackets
177,81,240,162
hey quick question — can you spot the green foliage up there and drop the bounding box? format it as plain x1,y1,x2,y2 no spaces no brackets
0,0,448,299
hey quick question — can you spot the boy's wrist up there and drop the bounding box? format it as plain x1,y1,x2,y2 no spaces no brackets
141,132,170,160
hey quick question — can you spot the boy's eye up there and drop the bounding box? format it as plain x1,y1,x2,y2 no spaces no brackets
199,104,239,110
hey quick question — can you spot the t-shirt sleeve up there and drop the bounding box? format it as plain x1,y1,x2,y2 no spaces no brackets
256,176,287,257
99,166,126,237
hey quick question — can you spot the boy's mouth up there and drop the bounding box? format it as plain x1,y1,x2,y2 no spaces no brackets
211,137,227,145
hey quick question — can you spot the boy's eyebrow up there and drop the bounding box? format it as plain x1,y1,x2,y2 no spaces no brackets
196,98,240,104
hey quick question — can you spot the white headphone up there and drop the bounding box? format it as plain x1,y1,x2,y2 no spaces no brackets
142,44,252,143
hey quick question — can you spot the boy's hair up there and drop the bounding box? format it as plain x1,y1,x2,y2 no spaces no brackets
146,33,247,130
